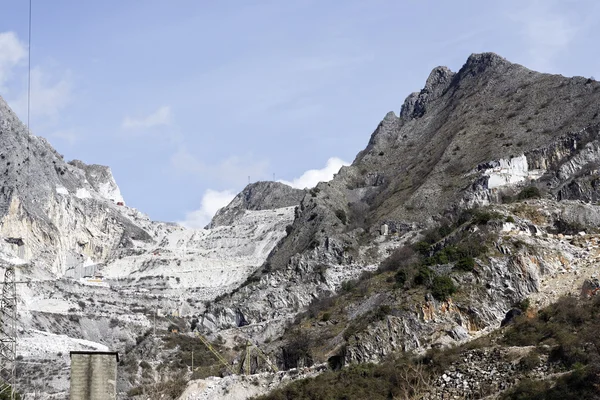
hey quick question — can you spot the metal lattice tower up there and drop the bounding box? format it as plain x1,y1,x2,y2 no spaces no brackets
0,267,17,400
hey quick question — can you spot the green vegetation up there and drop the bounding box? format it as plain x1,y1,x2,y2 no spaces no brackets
273,207,499,383
553,219,588,235
499,296,600,398
431,276,457,301
253,357,435,400
260,295,600,400
282,330,313,369
0,385,20,400
455,256,475,271
516,298,530,312
503,296,600,367
517,186,541,200
394,269,407,286
500,365,600,400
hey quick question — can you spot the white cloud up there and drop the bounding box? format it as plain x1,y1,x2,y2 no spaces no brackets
7,66,73,126
511,1,578,72
122,106,171,130
279,157,349,189
29,67,72,118
170,147,270,187
176,156,348,228
0,32,73,122
178,189,236,229
0,32,26,89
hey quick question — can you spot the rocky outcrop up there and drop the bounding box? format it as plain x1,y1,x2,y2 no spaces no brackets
202,52,600,339
0,96,154,275
7,52,600,398
424,346,557,399
68,160,124,203
209,181,305,228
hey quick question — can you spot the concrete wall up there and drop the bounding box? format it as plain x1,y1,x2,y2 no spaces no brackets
70,353,117,400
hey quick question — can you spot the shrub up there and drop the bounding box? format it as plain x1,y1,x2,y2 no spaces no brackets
341,280,357,293
517,186,541,200
375,305,391,320
506,216,515,223
379,245,416,272
395,270,407,286
455,257,475,271
139,360,152,370
335,209,347,224
519,350,540,371
307,295,335,319
127,387,144,397
414,267,434,286
472,209,502,225
437,224,453,238
500,378,549,400
423,228,442,244
431,276,457,301
501,193,515,203
503,296,600,367
553,219,587,235
414,241,431,256
282,330,313,369
516,298,530,312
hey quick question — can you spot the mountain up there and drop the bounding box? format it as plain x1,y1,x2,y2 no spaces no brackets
208,181,305,228
3,52,600,399
0,95,307,396
192,53,600,397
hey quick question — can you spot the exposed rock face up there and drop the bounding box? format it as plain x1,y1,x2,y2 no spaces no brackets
0,96,152,276
209,181,305,228
201,52,600,337
5,51,600,398
68,160,124,204
0,95,304,396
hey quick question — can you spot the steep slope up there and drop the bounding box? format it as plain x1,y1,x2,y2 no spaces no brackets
198,52,600,363
5,51,600,399
0,96,309,397
0,96,151,276
272,52,600,272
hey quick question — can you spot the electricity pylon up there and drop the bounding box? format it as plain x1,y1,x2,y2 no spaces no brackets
0,266,17,400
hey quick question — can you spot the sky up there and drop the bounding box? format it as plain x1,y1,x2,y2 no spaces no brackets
1,0,599,227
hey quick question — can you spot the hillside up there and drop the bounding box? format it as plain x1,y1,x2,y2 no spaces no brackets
2,51,600,399
184,53,600,399
0,93,309,397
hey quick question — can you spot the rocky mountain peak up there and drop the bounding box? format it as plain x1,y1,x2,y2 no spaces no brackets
208,181,305,228
400,66,455,121
463,51,513,74
400,52,517,122
424,65,455,94
68,160,124,203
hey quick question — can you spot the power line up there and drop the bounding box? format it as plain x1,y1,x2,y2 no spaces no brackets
27,0,32,135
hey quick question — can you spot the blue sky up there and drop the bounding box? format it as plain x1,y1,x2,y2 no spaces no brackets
1,0,599,226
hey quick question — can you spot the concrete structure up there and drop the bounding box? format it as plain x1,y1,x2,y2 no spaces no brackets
380,224,389,236
70,351,118,400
